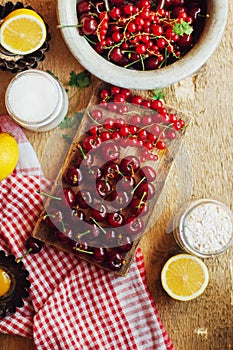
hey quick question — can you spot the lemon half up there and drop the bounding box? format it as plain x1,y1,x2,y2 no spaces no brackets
161,254,209,301
0,8,46,55
0,132,19,181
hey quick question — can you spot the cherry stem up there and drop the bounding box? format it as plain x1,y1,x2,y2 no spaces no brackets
57,24,79,28
77,230,91,238
129,163,134,176
61,220,66,233
90,217,106,234
116,170,126,179
124,58,141,69
43,213,55,219
131,176,146,194
16,248,33,263
103,0,109,12
74,247,94,255
156,0,166,10
37,189,62,201
78,144,87,160
87,111,102,126
138,191,147,208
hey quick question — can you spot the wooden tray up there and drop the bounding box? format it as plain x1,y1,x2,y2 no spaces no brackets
32,83,190,275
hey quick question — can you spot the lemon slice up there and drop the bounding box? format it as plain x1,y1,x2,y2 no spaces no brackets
0,132,19,181
0,8,46,55
0,268,11,297
161,254,209,301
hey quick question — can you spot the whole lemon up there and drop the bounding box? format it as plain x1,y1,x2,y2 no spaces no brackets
0,132,19,181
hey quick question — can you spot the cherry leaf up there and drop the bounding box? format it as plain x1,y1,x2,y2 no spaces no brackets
173,20,193,36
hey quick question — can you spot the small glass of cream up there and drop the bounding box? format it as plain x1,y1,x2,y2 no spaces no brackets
172,199,233,258
5,69,69,132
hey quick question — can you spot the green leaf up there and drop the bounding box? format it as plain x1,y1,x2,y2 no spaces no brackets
62,134,73,144
46,70,59,81
69,70,91,88
150,88,165,100
173,20,193,36
59,112,84,130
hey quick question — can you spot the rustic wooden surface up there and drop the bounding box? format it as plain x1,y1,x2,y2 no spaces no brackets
0,0,233,349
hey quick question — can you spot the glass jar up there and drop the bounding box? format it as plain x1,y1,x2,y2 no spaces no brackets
172,199,233,258
5,69,69,132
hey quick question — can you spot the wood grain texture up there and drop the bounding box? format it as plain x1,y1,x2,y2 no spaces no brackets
0,0,232,349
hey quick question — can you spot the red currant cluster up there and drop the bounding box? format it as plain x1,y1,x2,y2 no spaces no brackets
41,85,187,272
98,84,185,156
77,0,207,70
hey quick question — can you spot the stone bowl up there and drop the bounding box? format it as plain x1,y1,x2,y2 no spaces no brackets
57,0,228,90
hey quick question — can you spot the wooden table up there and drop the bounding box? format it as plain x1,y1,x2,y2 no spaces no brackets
0,1,233,349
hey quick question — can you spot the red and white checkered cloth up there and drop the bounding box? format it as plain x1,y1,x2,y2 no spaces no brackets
0,115,174,350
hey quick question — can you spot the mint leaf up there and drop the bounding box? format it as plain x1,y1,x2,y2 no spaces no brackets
69,70,90,88
59,112,83,130
173,20,193,36
150,88,165,100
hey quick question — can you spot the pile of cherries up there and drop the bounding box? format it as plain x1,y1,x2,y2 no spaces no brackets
41,85,186,272
76,0,207,70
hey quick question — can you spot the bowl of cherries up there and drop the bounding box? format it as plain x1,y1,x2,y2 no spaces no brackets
57,0,228,89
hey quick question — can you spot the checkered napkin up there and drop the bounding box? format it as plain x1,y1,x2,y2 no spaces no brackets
0,115,174,350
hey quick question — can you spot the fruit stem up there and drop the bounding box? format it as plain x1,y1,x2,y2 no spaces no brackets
16,248,33,263
116,170,126,179
37,189,62,201
87,111,102,126
73,247,94,255
103,0,109,12
90,217,106,234
61,220,66,233
156,0,166,10
131,176,146,194
138,191,147,208
57,24,80,28
78,144,87,160
77,230,91,238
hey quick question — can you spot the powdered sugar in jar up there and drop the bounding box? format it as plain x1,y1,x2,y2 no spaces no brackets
173,199,233,258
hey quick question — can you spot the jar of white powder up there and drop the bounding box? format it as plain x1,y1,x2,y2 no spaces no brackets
173,199,233,258
5,70,68,132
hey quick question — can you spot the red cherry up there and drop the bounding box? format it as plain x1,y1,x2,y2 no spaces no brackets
77,1,92,15
117,235,133,252
120,156,140,176
139,165,157,182
76,190,93,209
92,247,106,262
63,187,76,207
25,237,44,254
100,141,120,161
156,140,166,149
80,15,98,35
91,109,103,121
102,161,120,180
82,135,101,152
126,216,144,235
90,203,107,222
135,182,155,200
107,212,125,227
65,166,83,186
151,99,163,110
107,251,125,271
131,95,143,105
130,196,148,217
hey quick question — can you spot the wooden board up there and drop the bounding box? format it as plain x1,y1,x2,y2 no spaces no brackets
32,81,190,275
0,0,232,348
